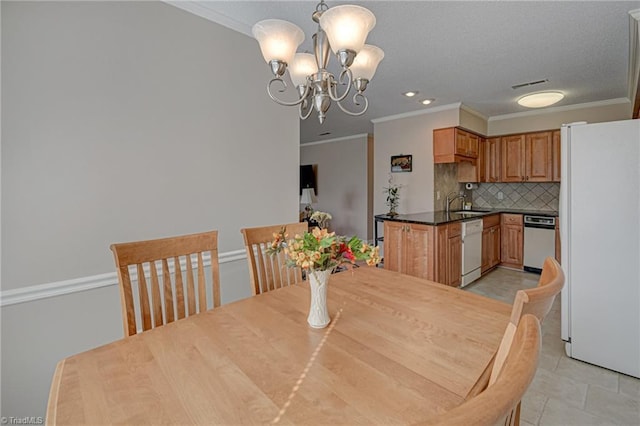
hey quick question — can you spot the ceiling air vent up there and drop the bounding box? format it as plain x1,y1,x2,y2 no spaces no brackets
511,79,549,90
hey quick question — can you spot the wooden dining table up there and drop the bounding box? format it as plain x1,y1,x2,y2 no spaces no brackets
47,267,511,425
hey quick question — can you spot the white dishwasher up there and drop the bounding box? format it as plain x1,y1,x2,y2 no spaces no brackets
461,219,483,287
523,215,556,274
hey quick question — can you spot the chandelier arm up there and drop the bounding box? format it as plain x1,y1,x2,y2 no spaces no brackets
299,101,314,120
336,92,369,116
327,69,354,102
267,78,311,107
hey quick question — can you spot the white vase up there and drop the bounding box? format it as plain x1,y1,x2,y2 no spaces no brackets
308,269,331,328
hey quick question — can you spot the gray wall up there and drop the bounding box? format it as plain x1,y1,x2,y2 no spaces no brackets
300,134,372,240
1,1,299,418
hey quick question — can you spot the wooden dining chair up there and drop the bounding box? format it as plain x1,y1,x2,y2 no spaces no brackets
491,256,564,381
241,222,308,295
418,314,542,426
511,256,565,326
110,230,220,337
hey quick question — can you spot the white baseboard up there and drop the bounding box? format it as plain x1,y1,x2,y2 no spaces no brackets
0,249,247,307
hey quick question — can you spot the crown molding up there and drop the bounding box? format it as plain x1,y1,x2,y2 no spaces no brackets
371,102,462,124
301,133,369,147
488,98,631,122
0,249,247,307
165,1,252,36
460,104,488,121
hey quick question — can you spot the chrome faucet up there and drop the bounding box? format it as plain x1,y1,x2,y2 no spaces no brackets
445,191,466,214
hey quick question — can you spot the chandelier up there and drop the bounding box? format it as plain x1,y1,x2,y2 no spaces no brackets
252,1,384,124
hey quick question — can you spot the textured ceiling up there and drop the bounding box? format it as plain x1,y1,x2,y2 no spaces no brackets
171,1,640,143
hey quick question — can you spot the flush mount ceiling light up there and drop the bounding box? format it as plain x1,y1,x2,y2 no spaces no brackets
403,91,419,97
517,91,564,108
421,98,435,105
252,0,384,124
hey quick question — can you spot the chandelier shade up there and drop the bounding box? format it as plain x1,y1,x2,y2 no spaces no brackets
319,5,376,54
252,1,383,124
252,19,305,65
349,44,384,81
289,53,319,88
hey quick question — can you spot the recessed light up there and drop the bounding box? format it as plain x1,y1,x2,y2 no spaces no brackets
517,91,564,108
403,91,418,97
421,98,435,105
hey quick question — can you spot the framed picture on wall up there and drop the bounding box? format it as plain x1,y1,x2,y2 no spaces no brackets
391,154,412,172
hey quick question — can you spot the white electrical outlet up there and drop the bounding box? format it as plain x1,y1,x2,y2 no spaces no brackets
497,191,504,200
436,191,440,200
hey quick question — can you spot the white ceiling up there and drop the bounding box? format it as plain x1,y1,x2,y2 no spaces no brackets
171,1,640,143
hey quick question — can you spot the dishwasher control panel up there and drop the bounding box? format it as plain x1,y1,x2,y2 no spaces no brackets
524,215,555,229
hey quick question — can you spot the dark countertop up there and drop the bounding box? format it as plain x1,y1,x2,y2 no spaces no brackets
375,208,558,226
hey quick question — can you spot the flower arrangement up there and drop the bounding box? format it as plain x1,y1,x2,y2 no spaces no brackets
268,226,380,272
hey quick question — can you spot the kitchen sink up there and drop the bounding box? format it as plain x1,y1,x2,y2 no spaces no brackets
450,211,487,216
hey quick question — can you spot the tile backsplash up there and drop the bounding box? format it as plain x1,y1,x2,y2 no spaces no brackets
433,164,460,211
471,182,559,211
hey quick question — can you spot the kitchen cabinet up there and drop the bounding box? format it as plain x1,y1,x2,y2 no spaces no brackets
384,219,461,286
434,222,462,286
383,221,436,280
485,137,501,182
500,131,553,182
434,127,480,163
501,135,526,182
526,131,553,181
446,222,462,287
477,137,486,182
552,130,561,182
481,214,501,274
500,213,523,269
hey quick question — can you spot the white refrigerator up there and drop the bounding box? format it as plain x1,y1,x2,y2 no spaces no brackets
560,119,640,378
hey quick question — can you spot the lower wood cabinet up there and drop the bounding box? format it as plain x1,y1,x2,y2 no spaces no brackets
383,220,461,286
500,213,524,269
434,223,461,286
481,214,501,274
383,221,436,280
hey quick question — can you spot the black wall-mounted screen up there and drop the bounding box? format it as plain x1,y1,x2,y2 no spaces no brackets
300,164,316,195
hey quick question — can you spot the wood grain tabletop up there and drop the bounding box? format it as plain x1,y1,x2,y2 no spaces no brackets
47,267,511,425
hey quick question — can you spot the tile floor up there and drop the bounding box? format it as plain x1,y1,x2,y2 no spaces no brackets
465,268,640,426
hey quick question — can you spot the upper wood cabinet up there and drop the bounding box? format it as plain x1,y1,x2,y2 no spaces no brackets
477,137,486,182
500,135,526,182
526,131,553,181
485,137,501,182
434,127,480,163
552,130,561,182
501,131,553,182
435,126,559,183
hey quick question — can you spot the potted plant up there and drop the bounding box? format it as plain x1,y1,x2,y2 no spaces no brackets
384,174,401,216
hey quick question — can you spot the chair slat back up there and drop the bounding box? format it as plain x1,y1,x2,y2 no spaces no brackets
490,256,564,386
417,315,541,426
241,222,308,295
510,257,565,325
110,230,220,337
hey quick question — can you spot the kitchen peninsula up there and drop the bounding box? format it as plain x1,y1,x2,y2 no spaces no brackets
375,208,559,288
